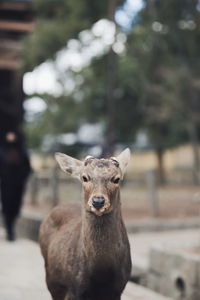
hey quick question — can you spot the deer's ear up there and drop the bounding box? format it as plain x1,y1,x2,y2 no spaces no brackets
55,152,83,179
116,148,131,178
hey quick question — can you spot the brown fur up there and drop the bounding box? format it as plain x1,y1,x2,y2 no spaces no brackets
39,152,131,300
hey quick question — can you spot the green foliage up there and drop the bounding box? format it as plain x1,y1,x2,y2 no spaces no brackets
126,0,200,151
67,52,143,144
24,0,200,159
23,0,124,70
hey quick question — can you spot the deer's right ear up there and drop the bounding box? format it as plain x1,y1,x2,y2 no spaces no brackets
55,153,83,180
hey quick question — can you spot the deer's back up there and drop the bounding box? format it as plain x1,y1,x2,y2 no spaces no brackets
39,202,81,260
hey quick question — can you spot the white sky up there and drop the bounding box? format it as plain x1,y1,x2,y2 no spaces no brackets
23,96,47,112
116,0,144,29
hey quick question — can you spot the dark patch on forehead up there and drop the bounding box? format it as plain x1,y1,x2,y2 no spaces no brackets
83,158,120,179
84,158,119,171
96,160,110,168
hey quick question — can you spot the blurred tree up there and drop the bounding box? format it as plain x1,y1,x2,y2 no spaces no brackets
171,66,200,184
104,0,118,156
23,0,125,71
24,0,200,185
86,0,143,155
25,90,82,149
125,0,200,183
23,0,134,157
69,53,142,150
24,0,141,157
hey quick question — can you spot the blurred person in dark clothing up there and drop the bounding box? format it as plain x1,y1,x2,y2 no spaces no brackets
0,131,31,241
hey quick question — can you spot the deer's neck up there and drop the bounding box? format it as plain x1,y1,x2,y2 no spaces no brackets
81,191,123,259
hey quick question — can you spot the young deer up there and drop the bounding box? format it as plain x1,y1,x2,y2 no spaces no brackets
39,149,131,300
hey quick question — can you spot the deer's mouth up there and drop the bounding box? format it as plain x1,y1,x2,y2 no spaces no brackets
88,198,111,216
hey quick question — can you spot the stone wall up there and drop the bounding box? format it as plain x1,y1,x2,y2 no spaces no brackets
148,242,200,300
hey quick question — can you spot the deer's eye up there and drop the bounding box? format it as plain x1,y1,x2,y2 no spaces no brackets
82,175,90,182
113,177,120,184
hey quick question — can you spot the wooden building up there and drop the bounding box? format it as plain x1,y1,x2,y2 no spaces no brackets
0,0,34,143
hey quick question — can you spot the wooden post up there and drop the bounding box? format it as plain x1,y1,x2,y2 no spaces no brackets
187,122,200,185
30,173,38,206
51,167,59,207
146,169,158,217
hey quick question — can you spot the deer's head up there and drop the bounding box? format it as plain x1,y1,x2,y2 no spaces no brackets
55,149,130,216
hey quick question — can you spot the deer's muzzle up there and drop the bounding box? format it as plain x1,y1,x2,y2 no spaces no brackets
88,194,111,216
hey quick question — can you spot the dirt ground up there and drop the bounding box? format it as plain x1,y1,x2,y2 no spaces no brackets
23,181,200,221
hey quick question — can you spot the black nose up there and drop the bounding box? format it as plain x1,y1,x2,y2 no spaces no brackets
92,197,105,209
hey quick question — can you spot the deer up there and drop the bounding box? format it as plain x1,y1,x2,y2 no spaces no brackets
39,148,132,300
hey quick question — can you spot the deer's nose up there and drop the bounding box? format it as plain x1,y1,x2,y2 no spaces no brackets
92,197,105,209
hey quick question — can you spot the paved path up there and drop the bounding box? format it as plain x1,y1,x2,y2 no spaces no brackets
0,238,50,300
0,228,179,300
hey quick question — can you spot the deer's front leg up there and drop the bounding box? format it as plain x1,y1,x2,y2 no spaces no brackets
47,282,67,300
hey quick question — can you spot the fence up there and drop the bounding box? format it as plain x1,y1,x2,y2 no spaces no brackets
24,167,200,220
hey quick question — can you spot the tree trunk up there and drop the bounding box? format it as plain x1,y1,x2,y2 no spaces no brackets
102,0,117,157
187,122,200,185
156,147,166,185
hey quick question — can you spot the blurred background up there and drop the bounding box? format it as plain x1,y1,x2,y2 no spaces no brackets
0,0,200,299
2,0,198,220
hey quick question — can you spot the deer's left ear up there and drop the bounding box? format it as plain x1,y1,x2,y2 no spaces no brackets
55,152,83,180
116,148,131,178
